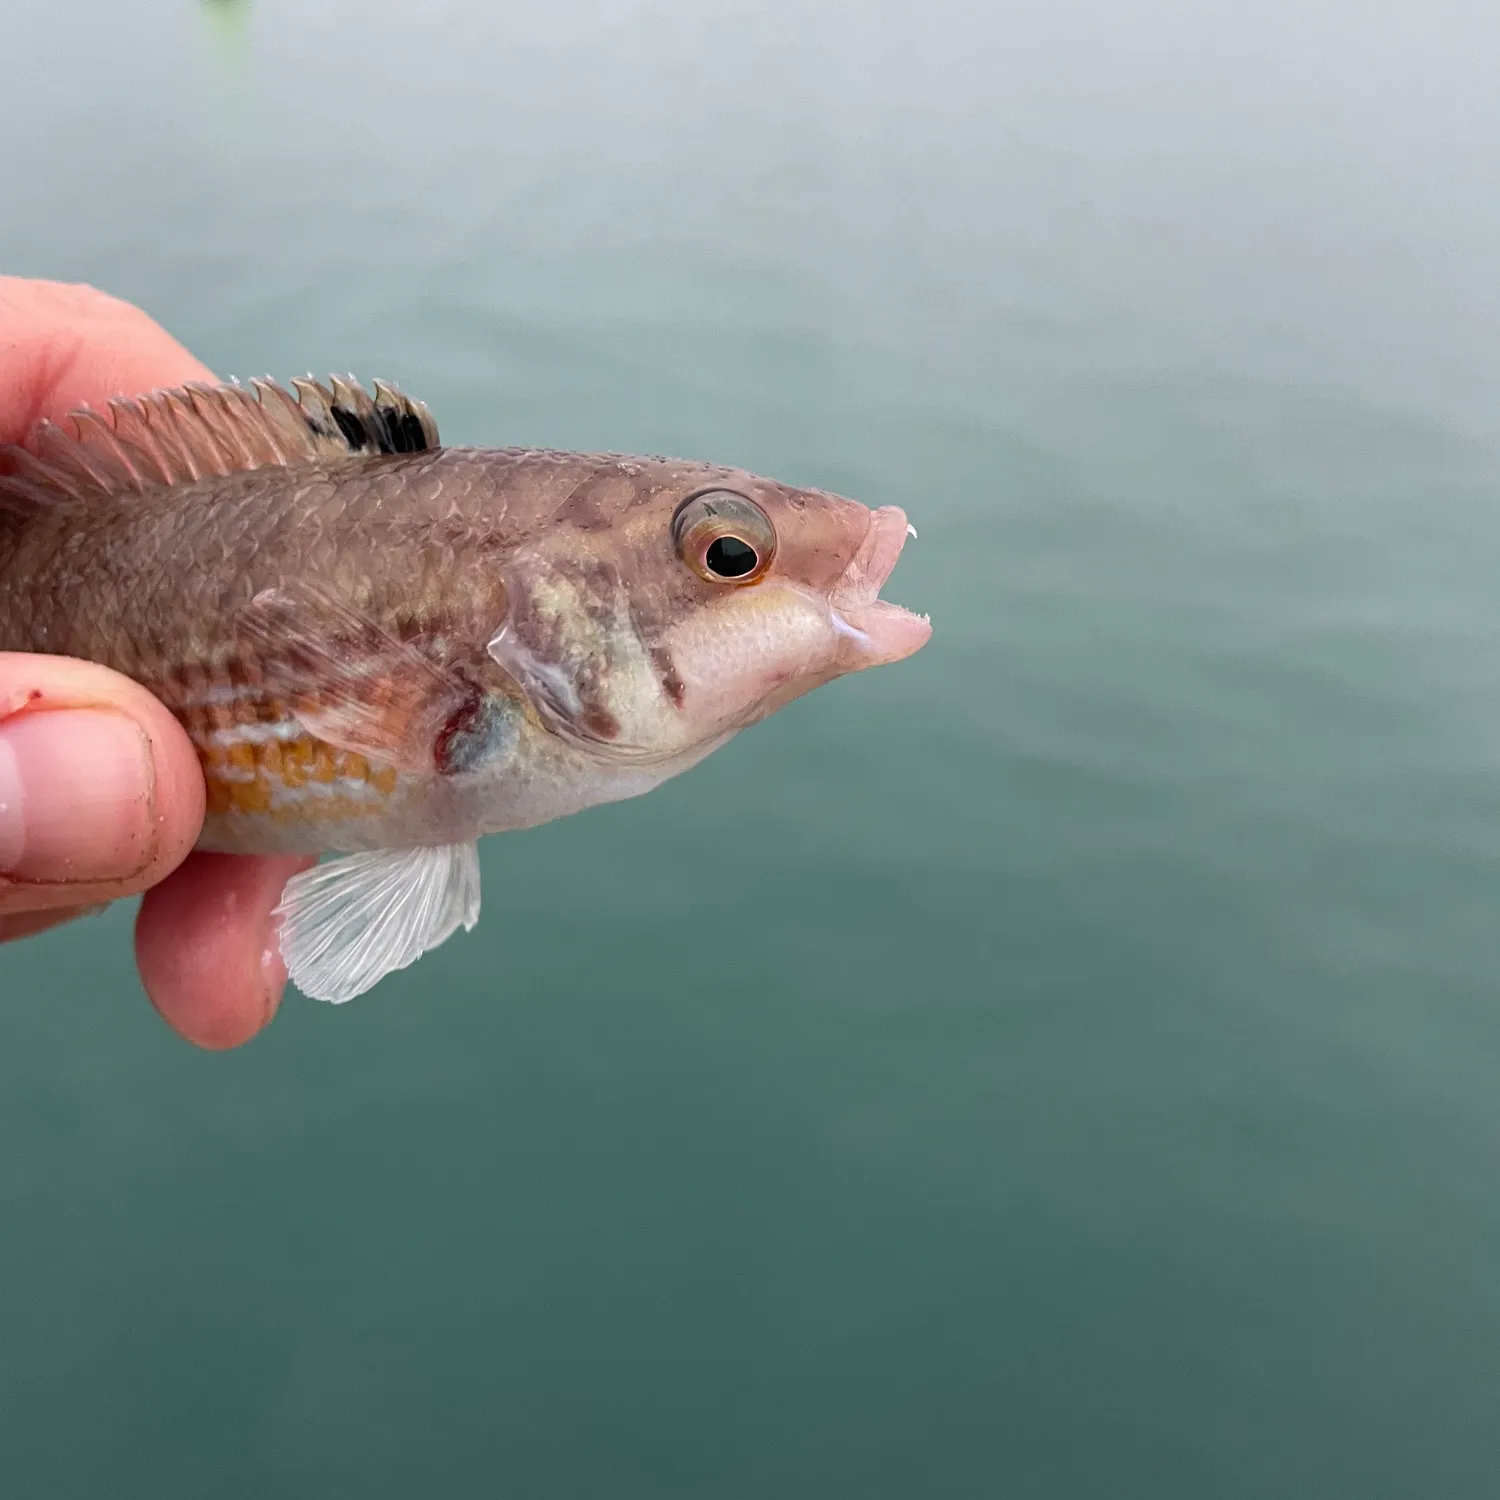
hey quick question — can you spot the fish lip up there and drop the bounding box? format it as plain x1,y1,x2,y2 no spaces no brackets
831,505,911,607
827,505,931,664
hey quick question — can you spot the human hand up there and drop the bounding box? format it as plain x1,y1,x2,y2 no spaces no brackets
0,276,314,1048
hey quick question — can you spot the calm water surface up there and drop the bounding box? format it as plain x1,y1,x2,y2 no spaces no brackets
3,1,1500,1494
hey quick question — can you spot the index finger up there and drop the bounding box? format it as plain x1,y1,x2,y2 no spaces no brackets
0,277,215,441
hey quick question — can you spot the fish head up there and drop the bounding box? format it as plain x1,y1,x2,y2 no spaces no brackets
486,459,931,768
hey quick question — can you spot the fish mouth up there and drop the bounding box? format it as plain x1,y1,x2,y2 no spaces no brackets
828,505,932,666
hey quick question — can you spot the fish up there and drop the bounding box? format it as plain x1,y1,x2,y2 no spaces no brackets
0,377,930,1002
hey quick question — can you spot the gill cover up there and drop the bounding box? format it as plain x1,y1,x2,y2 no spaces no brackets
485,547,675,762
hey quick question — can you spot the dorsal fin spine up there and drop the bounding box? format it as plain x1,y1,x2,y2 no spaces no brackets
141,396,198,482
181,387,242,470
152,391,203,477
41,421,124,493
0,376,441,513
74,410,150,489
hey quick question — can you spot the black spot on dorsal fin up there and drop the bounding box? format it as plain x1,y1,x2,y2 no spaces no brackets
330,405,369,450
0,375,441,512
294,376,441,458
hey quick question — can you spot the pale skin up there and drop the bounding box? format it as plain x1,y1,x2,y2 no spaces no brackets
0,276,315,1048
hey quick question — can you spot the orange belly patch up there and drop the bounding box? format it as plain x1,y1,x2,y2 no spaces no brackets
169,680,404,823
199,732,401,820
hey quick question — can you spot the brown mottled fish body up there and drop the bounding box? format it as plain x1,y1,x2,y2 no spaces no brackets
0,379,929,1000
1,444,765,853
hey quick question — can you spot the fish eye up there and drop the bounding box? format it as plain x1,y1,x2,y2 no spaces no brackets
672,491,776,585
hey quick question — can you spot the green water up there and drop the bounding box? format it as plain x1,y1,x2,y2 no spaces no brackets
3,1,1500,1493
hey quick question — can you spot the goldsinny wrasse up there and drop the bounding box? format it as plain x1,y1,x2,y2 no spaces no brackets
0,377,930,1002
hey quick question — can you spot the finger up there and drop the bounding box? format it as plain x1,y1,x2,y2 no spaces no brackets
0,905,101,944
0,278,213,443
0,654,204,915
0,278,273,1047
135,851,316,1050
0,283,317,1050
0,284,210,925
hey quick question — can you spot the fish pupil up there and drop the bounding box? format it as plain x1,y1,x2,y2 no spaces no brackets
705,536,758,578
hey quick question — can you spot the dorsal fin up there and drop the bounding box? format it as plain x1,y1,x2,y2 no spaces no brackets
0,376,440,511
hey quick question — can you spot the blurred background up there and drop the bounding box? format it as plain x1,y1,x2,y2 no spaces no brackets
3,0,1500,1493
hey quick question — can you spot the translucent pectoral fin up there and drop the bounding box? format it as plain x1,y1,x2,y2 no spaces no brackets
238,583,480,774
274,842,482,1004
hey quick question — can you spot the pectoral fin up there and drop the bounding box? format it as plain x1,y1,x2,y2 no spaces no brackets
275,842,482,1003
238,583,478,774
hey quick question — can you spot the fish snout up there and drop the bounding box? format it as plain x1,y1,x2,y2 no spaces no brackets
827,505,931,666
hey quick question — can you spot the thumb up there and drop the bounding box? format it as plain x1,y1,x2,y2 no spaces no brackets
0,654,204,916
